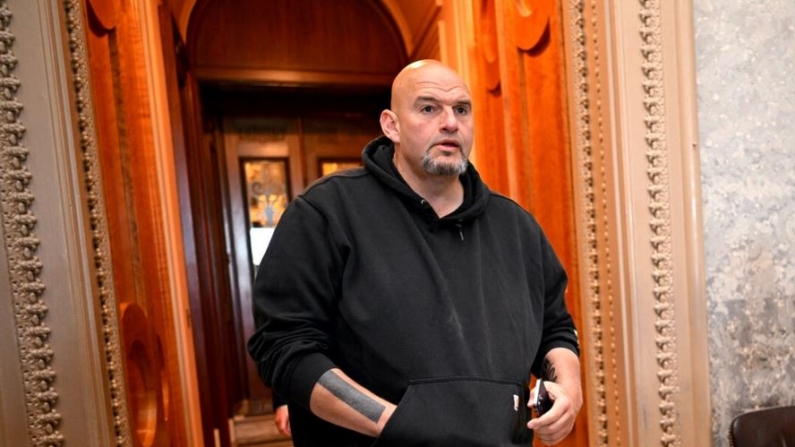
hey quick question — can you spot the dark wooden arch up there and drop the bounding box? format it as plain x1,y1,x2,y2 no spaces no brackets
187,0,408,88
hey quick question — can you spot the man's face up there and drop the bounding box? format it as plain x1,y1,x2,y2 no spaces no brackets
390,64,474,177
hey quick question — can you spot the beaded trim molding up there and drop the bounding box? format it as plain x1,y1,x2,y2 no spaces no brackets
0,2,64,446
63,1,132,446
567,0,621,446
638,1,681,446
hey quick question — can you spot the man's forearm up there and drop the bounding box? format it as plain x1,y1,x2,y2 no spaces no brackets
309,368,396,437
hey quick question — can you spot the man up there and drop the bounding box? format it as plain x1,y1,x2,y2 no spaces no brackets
247,60,582,446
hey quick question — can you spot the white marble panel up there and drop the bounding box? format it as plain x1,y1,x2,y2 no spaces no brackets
693,1,795,446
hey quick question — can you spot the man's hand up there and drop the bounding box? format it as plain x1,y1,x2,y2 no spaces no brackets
527,348,582,445
528,380,579,445
274,404,291,437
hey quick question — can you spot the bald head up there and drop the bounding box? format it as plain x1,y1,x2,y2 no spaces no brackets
380,59,474,182
390,60,470,111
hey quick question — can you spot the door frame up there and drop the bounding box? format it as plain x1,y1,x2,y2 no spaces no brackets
558,1,711,446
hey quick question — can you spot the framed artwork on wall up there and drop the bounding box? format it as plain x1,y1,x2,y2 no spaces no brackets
318,158,361,177
241,157,291,266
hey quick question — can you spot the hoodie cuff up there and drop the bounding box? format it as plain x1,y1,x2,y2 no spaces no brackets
541,340,580,358
288,352,337,410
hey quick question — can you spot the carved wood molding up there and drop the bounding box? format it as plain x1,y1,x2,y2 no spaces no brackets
565,1,621,446
85,0,119,31
193,67,395,88
0,2,64,446
62,1,132,446
477,0,501,91
513,0,552,51
566,0,700,445
637,1,681,445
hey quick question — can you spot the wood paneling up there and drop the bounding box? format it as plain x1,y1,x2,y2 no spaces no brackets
381,0,439,59
471,0,510,195
188,0,407,76
192,67,396,89
84,0,187,445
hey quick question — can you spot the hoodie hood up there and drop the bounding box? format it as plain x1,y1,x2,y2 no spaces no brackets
362,135,490,222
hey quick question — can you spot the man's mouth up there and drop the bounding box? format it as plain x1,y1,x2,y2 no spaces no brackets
435,139,461,149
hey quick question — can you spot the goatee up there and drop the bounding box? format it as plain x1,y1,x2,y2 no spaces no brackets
421,154,468,176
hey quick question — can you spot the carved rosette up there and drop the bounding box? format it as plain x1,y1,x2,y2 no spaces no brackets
0,3,64,446
62,1,132,446
638,1,680,446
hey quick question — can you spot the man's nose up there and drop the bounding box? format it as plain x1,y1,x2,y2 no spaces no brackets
440,107,459,132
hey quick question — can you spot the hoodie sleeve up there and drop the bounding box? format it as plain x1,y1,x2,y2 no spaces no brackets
530,228,580,379
247,195,342,411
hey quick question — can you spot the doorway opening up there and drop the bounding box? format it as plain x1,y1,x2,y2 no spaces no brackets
198,85,388,446
177,3,408,445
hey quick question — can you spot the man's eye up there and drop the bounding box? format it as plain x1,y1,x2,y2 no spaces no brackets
456,107,469,115
421,105,434,113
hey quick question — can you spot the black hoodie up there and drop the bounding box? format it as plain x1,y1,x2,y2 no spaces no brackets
247,136,579,446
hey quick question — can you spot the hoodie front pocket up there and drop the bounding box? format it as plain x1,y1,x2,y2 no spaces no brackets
372,377,531,447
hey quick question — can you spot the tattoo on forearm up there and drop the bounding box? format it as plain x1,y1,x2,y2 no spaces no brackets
318,370,385,423
541,358,558,381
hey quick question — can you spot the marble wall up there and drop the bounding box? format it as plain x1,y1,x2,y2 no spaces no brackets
693,1,795,445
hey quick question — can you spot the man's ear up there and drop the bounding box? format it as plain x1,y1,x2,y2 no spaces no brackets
380,110,400,143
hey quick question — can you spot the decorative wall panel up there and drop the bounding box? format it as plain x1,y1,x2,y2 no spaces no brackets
0,2,63,445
